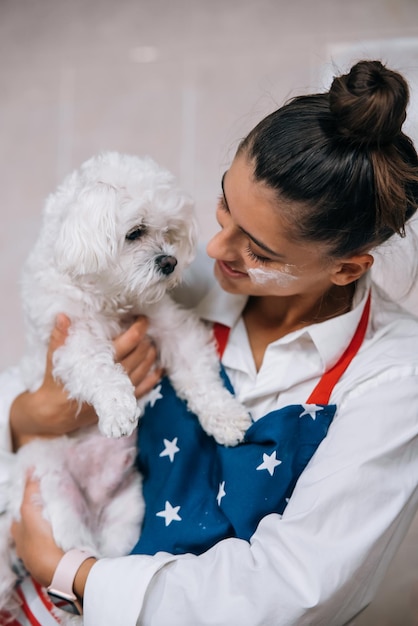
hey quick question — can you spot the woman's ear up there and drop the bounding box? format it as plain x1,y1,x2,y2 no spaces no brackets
330,254,374,286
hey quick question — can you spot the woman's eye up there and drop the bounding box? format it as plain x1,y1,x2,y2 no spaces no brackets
217,194,229,213
126,227,145,241
245,245,271,264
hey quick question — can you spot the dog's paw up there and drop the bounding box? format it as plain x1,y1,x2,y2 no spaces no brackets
197,392,252,446
211,404,252,446
96,394,141,438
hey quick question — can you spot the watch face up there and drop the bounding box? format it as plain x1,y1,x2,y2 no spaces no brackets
47,591,82,615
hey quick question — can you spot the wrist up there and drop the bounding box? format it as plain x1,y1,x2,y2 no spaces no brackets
47,549,97,614
43,547,66,588
73,556,97,603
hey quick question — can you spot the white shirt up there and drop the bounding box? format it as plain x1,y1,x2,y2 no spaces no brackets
1,262,418,626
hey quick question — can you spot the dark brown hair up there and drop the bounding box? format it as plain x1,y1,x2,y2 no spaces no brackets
238,60,418,258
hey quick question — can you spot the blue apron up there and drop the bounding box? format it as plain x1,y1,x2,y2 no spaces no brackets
132,295,371,556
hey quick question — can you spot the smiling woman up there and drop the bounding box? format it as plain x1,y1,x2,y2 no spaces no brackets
3,59,418,626
207,154,365,343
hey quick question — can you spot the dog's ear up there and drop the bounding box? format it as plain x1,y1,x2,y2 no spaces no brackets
54,182,118,276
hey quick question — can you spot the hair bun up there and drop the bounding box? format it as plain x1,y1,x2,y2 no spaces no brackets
329,60,410,146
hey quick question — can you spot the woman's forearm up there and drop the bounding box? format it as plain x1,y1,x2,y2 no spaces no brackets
10,390,48,451
9,387,98,451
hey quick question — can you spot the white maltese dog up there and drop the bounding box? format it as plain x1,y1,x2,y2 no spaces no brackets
0,152,251,622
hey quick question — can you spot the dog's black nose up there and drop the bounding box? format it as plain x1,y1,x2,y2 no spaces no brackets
155,255,177,275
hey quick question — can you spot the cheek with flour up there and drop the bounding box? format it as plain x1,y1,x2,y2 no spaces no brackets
248,265,300,287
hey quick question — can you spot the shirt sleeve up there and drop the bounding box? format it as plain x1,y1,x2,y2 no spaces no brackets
83,371,418,626
0,366,26,512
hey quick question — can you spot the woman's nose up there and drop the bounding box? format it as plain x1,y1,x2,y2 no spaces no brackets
207,226,239,260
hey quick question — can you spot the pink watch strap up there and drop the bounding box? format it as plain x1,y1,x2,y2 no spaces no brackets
47,549,95,608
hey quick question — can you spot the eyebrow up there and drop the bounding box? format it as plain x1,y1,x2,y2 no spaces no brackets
221,171,286,259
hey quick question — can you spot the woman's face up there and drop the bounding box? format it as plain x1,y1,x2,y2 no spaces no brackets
206,154,339,298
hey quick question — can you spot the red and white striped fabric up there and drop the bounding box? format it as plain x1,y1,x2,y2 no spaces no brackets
0,576,64,626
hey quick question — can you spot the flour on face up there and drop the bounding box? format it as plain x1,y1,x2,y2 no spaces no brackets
248,265,300,286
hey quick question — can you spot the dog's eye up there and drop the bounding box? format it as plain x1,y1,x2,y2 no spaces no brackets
126,227,145,241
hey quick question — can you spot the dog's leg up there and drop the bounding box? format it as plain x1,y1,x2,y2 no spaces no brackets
95,475,144,557
146,298,252,446
67,430,144,558
52,321,140,438
14,438,98,554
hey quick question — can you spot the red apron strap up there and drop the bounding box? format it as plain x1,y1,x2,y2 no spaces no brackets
213,322,231,359
213,291,371,406
307,292,371,405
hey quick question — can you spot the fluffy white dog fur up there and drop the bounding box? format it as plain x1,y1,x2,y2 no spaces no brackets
0,152,251,623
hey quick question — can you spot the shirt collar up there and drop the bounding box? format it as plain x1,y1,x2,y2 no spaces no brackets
306,273,371,370
195,284,247,328
195,273,371,371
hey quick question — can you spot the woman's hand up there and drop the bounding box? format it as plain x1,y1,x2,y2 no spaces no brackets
11,475,98,599
10,314,163,450
113,315,164,399
11,476,65,588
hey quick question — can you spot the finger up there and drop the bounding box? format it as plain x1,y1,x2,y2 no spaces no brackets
121,337,157,377
11,476,42,548
45,315,71,381
134,367,165,398
21,475,43,509
128,343,159,386
49,314,71,353
10,519,23,557
113,317,149,362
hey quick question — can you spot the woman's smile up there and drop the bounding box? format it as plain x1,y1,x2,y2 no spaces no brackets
216,260,248,279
